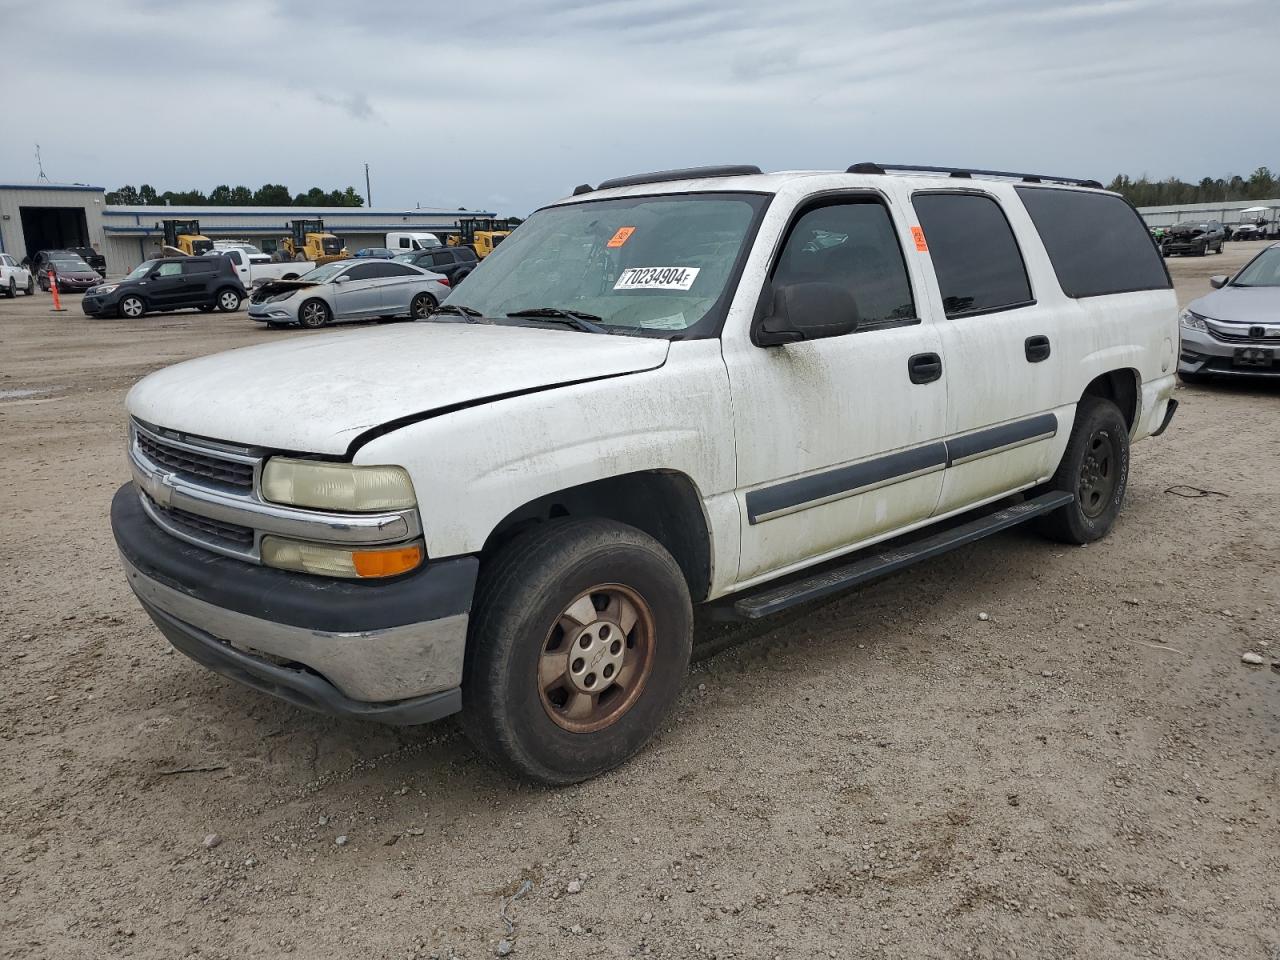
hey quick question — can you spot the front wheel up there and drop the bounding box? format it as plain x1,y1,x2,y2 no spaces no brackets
216,288,242,312
25,275,35,296
1036,397,1130,544
118,295,146,319
5,278,13,298
298,298,331,328
410,292,437,319
461,518,693,785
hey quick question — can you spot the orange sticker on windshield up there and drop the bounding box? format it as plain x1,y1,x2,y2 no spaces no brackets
608,226,636,248
910,226,928,252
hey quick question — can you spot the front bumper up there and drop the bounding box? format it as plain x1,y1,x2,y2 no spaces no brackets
112,484,478,724
82,294,113,316
1179,327,1280,378
247,301,297,323
1162,240,1206,255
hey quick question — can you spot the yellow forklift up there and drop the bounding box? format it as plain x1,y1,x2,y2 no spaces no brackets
448,217,518,258
279,219,347,265
159,220,214,256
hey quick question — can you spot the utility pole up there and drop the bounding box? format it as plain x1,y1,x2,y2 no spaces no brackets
364,163,372,207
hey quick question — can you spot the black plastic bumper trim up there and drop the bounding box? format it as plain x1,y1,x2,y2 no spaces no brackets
145,602,461,725
1150,398,1178,437
112,483,477,633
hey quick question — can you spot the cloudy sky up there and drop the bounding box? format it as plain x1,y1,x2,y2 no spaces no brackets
2,0,1276,215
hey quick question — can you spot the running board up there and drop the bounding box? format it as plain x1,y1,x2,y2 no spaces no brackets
732,491,1075,620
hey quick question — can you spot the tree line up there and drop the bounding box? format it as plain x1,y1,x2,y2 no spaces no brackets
1106,166,1276,207
104,184,365,207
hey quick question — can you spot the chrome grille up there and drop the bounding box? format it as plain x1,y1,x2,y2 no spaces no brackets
135,424,256,490
145,495,255,549
1206,320,1280,344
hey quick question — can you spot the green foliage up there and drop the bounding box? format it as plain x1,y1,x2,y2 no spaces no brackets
1107,167,1276,206
103,183,366,207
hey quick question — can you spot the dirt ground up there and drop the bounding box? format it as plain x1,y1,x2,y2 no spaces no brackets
2,245,1278,960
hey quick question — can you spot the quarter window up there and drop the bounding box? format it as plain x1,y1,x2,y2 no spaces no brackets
771,200,916,328
913,193,1033,317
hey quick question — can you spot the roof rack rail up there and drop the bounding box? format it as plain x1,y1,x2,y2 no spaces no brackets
846,162,1103,190
594,165,763,192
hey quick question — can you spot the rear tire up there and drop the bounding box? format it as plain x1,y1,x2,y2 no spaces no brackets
410,292,437,319
216,287,242,312
461,518,693,785
1036,397,1130,545
25,275,35,295
298,298,331,328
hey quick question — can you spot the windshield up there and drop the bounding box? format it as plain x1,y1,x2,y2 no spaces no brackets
52,258,90,271
321,237,343,254
392,253,419,264
1232,247,1280,287
298,261,349,283
125,260,157,280
444,192,769,337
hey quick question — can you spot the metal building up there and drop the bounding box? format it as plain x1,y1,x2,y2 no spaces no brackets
0,181,494,276
1137,198,1280,232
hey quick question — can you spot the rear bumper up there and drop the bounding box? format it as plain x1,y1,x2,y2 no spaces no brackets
112,483,477,724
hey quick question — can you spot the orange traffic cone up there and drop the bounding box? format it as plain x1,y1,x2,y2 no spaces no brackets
50,269,66,313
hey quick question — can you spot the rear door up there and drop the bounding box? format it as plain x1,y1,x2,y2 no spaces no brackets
906,188,1069,515
331,262,383,318
179,259,220,306
372,261,426,314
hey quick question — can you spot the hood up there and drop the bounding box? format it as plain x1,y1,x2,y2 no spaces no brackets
1189,285,1280,326
251,278,318,301
126,323,670,455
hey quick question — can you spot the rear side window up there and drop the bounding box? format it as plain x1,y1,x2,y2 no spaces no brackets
431,251,453,266
455,247,477,262
913,193,1033,317
181,259,216,275
1015,187,1170,298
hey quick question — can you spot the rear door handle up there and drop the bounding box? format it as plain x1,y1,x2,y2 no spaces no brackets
908,352,943,384
1025,335,1051,363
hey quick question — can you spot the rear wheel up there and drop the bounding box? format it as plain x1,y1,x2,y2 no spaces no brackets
298,298,331,328
118,295,146,319
1036,397,1130,544
410,292,437,319
216,288,242,312
461,518,693,785
25,275,35,295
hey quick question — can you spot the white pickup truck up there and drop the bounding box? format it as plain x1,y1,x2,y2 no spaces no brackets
112,163,1178,785
208,245,314,288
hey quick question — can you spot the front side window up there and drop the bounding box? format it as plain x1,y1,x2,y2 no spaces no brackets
770,199,916,327
913,193,1033,316
376,262,417,278
342,263,380,281
445,192,769,337
155,262,182,278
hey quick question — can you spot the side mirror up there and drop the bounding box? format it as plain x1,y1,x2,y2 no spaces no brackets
334,275,348,284
755,281,861,347
149,271,162,280
1209,275,1229,289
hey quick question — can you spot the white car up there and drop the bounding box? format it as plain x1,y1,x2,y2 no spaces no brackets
112,163,1178,785
1,253,35,297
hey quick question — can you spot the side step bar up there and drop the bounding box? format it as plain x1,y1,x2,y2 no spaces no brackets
732,491,1075,620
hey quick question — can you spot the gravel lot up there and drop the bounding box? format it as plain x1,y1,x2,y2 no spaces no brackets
2,245,1278,960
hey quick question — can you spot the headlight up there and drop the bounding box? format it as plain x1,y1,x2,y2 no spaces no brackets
260,458,416,512
261,536,424,579
95,283,119,295
1179,309,1208,331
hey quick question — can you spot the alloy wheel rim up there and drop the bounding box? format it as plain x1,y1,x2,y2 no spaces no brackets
302,304,324,326
537,584,656,734
124,299,142,317
1078,429,1118,518
221,292,237,309
413,296,433,318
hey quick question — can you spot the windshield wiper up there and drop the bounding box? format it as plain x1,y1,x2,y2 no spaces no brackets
506,307,608,334
431,303,483,319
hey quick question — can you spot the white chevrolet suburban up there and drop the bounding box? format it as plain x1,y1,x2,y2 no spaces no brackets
112,163,1179,784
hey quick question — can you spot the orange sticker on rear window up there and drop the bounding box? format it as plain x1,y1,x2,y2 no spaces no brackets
910,226,928,252
608,226,636,248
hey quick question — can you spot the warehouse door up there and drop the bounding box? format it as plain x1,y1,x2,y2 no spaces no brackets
20,207,90,261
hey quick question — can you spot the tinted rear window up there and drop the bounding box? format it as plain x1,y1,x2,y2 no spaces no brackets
913,193,1033,317
182,259,217,275
1015,187,1170,298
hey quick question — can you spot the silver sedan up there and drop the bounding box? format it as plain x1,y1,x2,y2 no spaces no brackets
247,259,450,329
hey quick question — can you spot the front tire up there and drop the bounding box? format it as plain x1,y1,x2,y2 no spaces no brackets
118,295,146,319
298,298,331,328
1036,397,1130,544
25,275,35,296
216,288,242,312
461,518,693,785
5,278,13,298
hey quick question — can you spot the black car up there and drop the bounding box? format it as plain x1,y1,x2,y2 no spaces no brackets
82,256,246,319
1161,220,1226,257
391,245,478,284
36,253,103,293
67,246,107,276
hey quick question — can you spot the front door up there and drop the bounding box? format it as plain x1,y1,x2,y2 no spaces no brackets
906,188,1069,515
146,261,187,309
721,194,949,586
331,262,384,319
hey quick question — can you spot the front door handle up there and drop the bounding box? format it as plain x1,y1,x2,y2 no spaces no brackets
1025,335,1051,363
908,352,943,384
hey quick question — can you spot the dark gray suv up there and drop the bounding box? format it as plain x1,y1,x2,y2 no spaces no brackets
392,246,478,284
82,256,246,319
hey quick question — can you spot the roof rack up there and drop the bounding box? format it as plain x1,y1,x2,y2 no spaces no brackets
846,162,1103,189
586,165,763,193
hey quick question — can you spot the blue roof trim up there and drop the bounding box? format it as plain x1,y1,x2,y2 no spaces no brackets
0,183,105,192
105,224,464,234
103,208,493,218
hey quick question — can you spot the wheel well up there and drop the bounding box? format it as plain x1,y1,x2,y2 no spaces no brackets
1082,369,1139,429
481,471,713,602
282,272,299,280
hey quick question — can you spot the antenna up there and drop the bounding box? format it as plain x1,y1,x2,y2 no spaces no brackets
35,143,49,182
